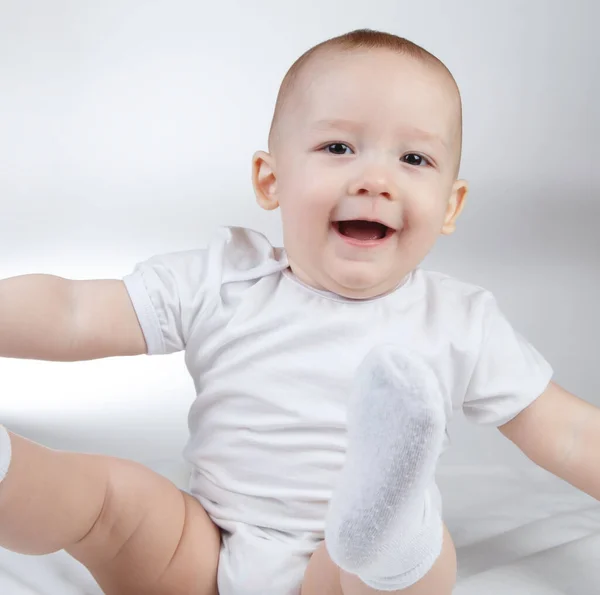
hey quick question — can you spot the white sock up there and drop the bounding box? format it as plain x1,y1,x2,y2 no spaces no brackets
0,425,11,484
324,345,446,590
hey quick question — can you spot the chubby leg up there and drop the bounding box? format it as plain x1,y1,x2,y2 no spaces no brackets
0,427,220,595
301,524,456,595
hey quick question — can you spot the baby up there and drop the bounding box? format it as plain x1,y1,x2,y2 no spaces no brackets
1,28,598,595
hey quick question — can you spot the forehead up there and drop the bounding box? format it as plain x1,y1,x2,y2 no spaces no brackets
289,49,458,140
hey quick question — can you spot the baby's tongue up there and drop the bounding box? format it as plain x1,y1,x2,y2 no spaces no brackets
338,220,386,241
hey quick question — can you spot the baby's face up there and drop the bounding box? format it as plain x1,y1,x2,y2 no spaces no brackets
254,49,467,299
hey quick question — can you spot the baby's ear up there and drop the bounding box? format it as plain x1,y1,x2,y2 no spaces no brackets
441,179,469,235
252,151,279,211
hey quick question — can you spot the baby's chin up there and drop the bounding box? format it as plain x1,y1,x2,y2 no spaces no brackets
322,262,407,300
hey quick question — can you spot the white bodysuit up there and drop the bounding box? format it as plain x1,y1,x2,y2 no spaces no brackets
123,226,553,595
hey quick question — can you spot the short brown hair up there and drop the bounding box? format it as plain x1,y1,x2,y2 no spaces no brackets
268,29,462,171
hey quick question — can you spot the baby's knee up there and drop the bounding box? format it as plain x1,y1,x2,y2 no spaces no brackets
68,458,220,594
66,457,157,567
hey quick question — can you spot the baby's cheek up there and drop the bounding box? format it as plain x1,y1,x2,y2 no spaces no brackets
286,190,329,225
406,195,447,229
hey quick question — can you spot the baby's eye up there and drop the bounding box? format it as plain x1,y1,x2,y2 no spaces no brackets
323,143,353,155
401,153,429,167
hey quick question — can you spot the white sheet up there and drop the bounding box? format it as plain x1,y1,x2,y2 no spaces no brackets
1,460,599,594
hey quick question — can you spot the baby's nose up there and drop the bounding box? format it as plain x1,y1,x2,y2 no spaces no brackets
348,166,396,200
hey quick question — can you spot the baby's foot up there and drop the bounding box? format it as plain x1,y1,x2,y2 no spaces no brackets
324,345,446,589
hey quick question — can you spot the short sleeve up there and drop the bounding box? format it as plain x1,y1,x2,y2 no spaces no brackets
121,227,288,356
462,295,554,426
123,248,215,355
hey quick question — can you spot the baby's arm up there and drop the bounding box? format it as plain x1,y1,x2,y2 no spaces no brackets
0,275,146,360
499,382,600,499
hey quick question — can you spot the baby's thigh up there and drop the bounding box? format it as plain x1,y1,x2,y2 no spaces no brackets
68,458,220,595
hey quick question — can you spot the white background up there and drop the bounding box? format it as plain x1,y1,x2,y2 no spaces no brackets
0,0,598,473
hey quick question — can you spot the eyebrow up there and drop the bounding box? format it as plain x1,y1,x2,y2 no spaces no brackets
311,118,449,151
312,118,365,132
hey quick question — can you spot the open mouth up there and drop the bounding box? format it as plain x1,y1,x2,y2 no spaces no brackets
333,220,395,242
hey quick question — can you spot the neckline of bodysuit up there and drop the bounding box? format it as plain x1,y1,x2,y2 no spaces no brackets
281,267,417,304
